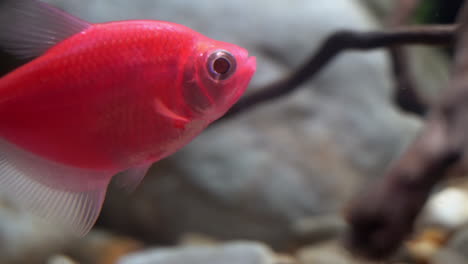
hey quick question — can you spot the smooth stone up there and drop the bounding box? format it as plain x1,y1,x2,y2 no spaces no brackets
118,242,278,264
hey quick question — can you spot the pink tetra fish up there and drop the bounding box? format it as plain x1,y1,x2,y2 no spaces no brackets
0,0,256,235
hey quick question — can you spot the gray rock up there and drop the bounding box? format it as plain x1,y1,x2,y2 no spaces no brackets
446,227,468,259
359,0,394,19
292,215,347,244
64,229,143,264
420,187,468,229
432,249,467,264
0,197,74,264
47,255,78,264
118,242,277,264
406,46,450,102
297,241,369,264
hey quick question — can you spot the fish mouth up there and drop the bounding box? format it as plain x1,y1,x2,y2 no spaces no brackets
241,55,256,77
247,56,256,67
230,54,256,101
246,56,257,73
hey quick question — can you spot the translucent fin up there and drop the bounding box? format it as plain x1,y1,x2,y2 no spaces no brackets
0,0,91,58
0,139,112,236
115,163,152,192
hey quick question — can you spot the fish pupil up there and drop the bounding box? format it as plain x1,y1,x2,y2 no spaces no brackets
213,58,230,74
207,50,236,80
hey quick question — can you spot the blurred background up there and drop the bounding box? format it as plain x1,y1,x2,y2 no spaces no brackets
0,0,467,263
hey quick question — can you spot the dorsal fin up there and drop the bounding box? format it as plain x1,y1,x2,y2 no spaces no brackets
0,0,91,59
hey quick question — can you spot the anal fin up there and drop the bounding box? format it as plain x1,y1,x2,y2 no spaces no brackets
0,139,113,236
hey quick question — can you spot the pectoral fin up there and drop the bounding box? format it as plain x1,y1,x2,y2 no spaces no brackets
115,163,152,192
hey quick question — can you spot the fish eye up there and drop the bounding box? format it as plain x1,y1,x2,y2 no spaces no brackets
207,50,237,81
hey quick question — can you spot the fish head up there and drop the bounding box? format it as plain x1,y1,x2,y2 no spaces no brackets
181,38,256,121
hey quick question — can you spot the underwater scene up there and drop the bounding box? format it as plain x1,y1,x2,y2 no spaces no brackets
0,0,466,263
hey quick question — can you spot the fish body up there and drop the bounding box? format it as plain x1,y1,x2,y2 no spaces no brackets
0,0,256,235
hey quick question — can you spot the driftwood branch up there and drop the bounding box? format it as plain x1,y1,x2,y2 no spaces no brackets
223,25,455,120
345,2,468,259
386,0,430,116
390,47,429,115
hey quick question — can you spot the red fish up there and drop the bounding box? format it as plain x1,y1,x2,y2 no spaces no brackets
0,0,256,235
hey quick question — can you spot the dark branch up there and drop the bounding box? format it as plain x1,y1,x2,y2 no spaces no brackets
386,0,430,116
223,25,456,120
345,3,468,260
390,47,430,116
345,115,462,259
